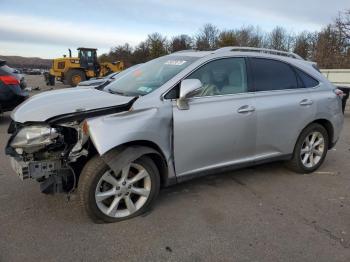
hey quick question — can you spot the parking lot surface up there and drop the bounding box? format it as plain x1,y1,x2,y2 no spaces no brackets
1,78,350,262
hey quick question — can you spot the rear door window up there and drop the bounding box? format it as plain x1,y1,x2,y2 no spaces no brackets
251,58,298,91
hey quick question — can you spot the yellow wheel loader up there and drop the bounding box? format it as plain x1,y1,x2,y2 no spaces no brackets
45,48,124,87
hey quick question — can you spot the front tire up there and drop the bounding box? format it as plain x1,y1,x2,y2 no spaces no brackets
287,123,329,173
78,155,160,223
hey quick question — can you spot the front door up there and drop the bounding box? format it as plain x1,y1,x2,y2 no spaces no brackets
172,57,257,177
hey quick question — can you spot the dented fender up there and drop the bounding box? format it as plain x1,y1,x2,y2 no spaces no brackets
87,105,171,155
86,101,176,184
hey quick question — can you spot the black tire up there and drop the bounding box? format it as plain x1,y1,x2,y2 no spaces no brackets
65,69,86,87
287,123,329,174
78,154,160,223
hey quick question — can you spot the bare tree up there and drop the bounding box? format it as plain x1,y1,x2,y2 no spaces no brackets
99,53,112,63
293,32,311,59
100,11,350,69
217,30,238,47
109,43,133,67
169,34,193,52
236,27,252,46
336,10,350,40
132,41,151,64
195,24,219,50
313,25,346,68
235,26,263,47
146,33,168,59
268,26,288,51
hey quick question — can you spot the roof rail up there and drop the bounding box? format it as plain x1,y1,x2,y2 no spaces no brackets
172,49,199,53
215,46,304,60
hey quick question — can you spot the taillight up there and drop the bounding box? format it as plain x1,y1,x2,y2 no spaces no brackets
334,89,345,98
0,75,20,85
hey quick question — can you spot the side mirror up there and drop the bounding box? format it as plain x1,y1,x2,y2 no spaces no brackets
177,79,202,110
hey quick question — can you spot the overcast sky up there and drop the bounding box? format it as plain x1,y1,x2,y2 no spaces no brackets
0,0,349,58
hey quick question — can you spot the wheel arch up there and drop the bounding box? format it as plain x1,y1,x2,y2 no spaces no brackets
100,140,171,188
295,119,334,151
310,119,334,149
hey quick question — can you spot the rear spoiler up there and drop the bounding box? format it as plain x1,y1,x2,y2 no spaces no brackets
305,60,321,72
0,60,6,66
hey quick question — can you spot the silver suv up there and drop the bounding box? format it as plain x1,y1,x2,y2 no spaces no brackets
6,47,344,223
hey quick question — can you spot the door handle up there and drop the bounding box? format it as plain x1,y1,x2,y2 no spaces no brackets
237,105,255,113
299,99,313,106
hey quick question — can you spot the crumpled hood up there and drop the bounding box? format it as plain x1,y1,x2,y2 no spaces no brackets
11,88,134,123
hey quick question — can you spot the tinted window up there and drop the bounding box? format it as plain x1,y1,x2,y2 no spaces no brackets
251,58,298,91
186,58,248,97
295,68,319,88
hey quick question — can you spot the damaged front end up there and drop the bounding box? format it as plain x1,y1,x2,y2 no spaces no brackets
5,98,137,194
6,121,89,194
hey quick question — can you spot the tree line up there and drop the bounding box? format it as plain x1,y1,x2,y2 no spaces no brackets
100,9,350,69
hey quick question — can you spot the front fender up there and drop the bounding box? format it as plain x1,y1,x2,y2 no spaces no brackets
102,146,160,175
86,104,173,160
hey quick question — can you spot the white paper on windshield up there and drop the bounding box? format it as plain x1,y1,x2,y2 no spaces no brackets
164,60,187,66
137,86,153,93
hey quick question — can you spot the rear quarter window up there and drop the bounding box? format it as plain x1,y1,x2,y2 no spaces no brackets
295,68,319,88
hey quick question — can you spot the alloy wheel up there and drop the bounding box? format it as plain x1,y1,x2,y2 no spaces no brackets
300,131,325,168
95,163,151,218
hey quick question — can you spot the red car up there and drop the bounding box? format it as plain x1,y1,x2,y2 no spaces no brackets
0,60,28,113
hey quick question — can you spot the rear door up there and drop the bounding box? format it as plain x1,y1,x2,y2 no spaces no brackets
250,58,317,159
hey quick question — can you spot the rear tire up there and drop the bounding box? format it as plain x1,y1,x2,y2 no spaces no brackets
78,154,160,223
65,69,86,87
287,123,329,174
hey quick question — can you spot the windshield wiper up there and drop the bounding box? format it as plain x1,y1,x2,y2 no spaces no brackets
107,89,126,96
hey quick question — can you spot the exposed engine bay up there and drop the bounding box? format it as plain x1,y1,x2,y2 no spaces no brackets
6,121,89,194
5,99,137,194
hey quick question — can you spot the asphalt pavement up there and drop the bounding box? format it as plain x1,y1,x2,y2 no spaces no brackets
0,110,350,262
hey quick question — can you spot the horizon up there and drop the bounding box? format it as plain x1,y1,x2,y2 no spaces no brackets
1,0,349,59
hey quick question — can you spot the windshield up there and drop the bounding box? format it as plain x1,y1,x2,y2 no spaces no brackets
106,55,199,96
108,64,142,81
